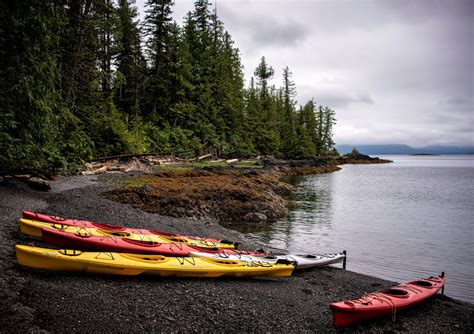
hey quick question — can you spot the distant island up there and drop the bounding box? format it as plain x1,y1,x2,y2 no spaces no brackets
336,144,474,155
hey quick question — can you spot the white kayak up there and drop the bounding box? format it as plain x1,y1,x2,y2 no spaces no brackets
189,251,346,270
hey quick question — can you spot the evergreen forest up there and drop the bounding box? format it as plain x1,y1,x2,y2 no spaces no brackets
0,0,337,173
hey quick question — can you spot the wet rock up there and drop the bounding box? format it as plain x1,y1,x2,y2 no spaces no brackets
243,212,267,222
27,177,51,191
340,149,392,164
104,170,289,222
15,174,31,180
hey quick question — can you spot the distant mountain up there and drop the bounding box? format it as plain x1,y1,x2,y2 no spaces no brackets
336,144,474,155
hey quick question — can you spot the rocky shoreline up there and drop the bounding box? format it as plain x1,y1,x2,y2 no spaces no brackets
101,157,379,223
1,163,473,332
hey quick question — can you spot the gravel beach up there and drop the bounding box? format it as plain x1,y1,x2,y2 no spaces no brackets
1,175,473,333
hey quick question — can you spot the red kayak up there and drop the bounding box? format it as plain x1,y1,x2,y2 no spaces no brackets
22,210,235,247
330,273,445,327
41,227,266,257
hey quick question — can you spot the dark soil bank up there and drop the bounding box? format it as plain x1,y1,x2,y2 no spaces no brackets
1,175,473,333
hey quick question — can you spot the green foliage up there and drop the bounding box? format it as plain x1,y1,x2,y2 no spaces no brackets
0,1,91,173
0,0,338,174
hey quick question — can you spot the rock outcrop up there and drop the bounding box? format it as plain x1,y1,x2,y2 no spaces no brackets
104,169,290,223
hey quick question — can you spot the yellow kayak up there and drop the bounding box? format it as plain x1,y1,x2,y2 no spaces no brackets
19,218,235,249
15,245,294,278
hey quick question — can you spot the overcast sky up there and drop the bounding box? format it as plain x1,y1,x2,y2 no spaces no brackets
136,0,473,147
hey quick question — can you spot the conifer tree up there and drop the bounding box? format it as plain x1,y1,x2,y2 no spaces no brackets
314,105,336,154
97,0,117,94
143,0,175,120
254,56,274,102
115,0,146,122
169,15,196,130
252,57,280,155
280,66,298,157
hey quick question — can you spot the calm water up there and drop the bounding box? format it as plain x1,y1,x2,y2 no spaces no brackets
224,156,474,303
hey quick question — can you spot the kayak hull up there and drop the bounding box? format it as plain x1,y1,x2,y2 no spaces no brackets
20,218,234,249
21,211,236,249
330,274,445,327
15,245,294,278
41,227,266,257
189,251,345,270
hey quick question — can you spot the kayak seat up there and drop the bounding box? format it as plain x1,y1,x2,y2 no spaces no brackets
413,280,432,287
122,254,166,262
381,289,408,297
51,223,69,230
74,232,92,238
98,230,132,237
166,238,186,243
276,259,297,266
122,239,161,247
59,249,82,256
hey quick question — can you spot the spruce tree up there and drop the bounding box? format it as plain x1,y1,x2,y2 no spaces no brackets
252,57,280,155
314,105,336,155
280,66,298,157
143,0,175,120
115,0,146,123
0,0,91,172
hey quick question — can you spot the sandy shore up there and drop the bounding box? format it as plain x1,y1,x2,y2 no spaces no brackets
1,175,473,333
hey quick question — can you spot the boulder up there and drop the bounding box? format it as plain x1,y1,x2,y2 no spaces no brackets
27,177,51,191
243,212,268,222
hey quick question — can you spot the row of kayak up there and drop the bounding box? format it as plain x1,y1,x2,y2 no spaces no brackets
18,212,346,269
16,210,446,327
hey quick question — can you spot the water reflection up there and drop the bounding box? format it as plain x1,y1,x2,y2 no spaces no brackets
221,173,335,252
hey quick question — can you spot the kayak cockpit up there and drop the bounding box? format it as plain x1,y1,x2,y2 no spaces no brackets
381,288,409,297
98,230,132,237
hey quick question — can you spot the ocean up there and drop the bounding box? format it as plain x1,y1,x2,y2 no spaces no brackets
224,155,474,303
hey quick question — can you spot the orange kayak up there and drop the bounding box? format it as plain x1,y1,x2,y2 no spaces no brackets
330,273,445,327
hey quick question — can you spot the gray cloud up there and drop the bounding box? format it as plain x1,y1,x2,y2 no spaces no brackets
439,97,474,106
138,0,473,146
249,18,309,48
297,85,374,109
216,4,310,50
